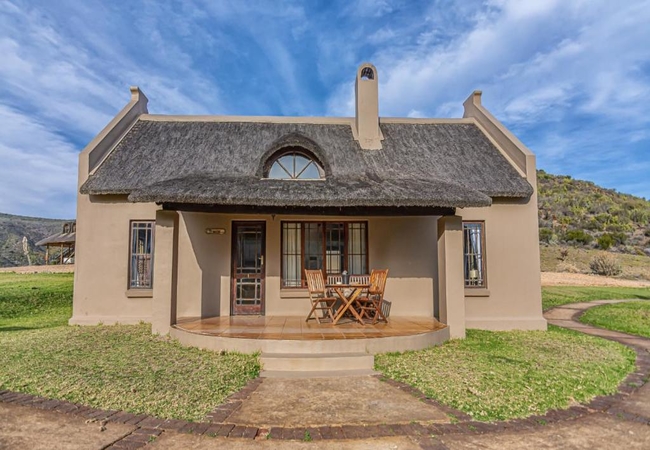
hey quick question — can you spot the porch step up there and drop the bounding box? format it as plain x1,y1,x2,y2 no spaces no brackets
260,369,379,378
259,352,374,374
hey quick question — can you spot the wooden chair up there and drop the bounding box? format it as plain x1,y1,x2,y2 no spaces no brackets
305,270,338,324
356,269,389,324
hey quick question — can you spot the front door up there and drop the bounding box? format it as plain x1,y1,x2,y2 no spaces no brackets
231,222,265,315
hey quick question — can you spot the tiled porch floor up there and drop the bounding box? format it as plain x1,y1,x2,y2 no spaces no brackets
174,316,446,340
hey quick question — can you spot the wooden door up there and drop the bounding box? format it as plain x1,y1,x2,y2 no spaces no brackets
231,222,265,315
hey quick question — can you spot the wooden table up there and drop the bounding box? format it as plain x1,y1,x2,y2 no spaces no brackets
327,283,371,325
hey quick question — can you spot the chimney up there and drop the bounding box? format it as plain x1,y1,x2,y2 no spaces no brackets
354,63,383,150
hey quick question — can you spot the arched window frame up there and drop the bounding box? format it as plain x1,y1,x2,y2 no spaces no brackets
263,147,326,180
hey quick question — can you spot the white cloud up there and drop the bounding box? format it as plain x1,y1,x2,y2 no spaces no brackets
0,104,77,218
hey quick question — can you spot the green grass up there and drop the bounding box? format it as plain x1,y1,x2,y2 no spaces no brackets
0,273,259,421
0,273,73,329
580,301,650,338
375,326,635,422
542,286,650,311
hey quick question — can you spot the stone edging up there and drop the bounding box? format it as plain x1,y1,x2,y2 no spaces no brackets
1,300,649,448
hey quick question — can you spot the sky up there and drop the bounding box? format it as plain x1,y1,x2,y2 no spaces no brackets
1,0,649,219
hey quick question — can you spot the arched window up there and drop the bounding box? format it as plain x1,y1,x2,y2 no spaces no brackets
266,149,325,180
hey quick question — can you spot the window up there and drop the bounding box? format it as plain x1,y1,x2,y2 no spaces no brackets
463,221,486,288
129,221,154,289
266,149,324,180
281,221,368,288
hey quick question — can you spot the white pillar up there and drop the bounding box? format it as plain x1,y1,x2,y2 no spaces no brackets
152,210,179,335
437,215,466,339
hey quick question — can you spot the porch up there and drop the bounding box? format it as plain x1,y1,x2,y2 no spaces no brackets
151,208,468,347
171,315,449,356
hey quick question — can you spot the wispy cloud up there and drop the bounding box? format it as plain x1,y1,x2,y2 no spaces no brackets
0,0,649,218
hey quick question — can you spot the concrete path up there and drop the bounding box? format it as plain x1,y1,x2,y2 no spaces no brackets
0,401,134,450
226,376,449,427
1,299,649,449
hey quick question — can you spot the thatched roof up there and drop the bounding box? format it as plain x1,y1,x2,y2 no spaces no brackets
81,119,533,209
35,228,76,246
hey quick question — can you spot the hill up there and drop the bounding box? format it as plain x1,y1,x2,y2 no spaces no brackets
537,170,650,256
0,213,68,267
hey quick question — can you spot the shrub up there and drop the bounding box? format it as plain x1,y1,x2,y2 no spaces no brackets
563,229,593,246
610,232,627,246
557,262,581,273
559,248,569,261
590,254,622,277
597,234,615,250
539,228,555,244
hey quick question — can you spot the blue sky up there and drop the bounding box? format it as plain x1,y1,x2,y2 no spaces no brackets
1,0,649,219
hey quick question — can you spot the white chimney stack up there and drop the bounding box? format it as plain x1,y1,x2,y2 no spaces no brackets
354,63,383,150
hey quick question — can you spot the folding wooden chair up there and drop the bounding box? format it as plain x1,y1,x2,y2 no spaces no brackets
305,270,338,324
356,269,389,324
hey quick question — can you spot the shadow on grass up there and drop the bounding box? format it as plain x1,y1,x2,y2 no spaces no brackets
0,326,36,332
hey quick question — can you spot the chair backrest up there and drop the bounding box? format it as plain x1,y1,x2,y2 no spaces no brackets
327,274,342,285
305,270,326,294
369,269,389,294
350,274,370,285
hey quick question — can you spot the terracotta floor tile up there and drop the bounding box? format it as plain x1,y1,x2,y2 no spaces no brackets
174,316,446,340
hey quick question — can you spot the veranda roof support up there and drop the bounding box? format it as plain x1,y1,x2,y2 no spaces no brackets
437,215,466,339
152,210,179,335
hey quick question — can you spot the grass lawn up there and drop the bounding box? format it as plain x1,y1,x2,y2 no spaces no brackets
375,326,635,422
542,286,650,311
0,273,259,421
580,301,650,338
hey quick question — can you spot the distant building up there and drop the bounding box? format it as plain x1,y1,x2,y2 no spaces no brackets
36,221,76,265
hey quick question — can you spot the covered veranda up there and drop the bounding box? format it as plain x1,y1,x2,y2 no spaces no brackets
149,202,469,351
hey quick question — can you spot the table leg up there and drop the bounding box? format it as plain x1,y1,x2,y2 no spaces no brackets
331,287,364,325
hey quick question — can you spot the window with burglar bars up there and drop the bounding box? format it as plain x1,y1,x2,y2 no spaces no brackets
281,221,368,288
463,221,486,288
129,221,154,289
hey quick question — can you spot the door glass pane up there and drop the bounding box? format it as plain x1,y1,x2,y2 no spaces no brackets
236,279,261,305
237,227,262,274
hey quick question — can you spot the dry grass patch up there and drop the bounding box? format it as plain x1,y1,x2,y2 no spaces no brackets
540,246,650,280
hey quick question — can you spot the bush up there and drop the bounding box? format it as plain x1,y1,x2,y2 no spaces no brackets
557,262,581,273
597,234,615,250
539,228,555,244
610,232,627,246
590,254,622,277
563,229,593,246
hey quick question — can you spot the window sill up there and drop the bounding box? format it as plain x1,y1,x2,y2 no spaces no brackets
465,288,490,297
126,289,153,298
280,289,309,299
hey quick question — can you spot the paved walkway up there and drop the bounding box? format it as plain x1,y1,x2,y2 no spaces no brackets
1,300,649,449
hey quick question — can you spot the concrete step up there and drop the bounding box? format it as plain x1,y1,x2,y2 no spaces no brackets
260,352,374,373
260,369,379,378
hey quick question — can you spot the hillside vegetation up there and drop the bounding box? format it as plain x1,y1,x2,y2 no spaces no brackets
537,170,650,255
0,213,67,267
